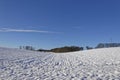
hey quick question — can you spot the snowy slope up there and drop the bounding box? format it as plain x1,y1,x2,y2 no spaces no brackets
0,47,120,80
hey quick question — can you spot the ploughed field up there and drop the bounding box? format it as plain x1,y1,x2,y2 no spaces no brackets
0,47,120,80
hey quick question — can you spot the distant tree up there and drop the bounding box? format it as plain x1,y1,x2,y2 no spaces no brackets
79,47,84,51
96,43,120,48
19,46,22,49
95,43,105,48
37,49,50,52
86,46,93,50
19,46,35,51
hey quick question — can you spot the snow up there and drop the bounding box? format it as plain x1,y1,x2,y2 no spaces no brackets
0,47,120,80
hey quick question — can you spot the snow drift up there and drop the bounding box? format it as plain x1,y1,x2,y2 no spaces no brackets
0,47,120,80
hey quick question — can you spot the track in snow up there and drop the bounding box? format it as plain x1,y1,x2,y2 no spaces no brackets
0,47,120,80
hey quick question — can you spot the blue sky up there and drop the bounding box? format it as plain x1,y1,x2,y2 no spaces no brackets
0,0,120,49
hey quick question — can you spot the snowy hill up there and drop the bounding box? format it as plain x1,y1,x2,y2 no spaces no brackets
0,47,120,80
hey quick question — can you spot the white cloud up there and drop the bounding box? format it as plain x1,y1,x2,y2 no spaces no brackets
0,28,59,33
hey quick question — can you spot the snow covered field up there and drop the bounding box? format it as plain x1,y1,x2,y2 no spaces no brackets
0,47,120,80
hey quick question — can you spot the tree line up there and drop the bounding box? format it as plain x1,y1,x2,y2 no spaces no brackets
19,43,120,53
19,46,84,53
